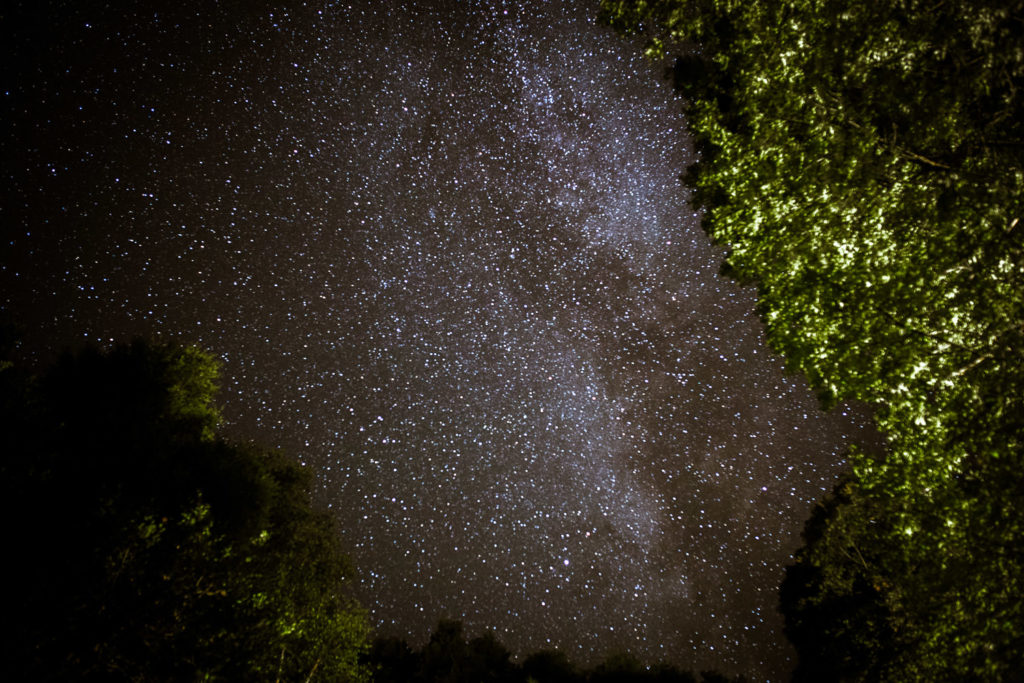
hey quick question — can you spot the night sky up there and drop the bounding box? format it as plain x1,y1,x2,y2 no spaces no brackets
2,1,882,679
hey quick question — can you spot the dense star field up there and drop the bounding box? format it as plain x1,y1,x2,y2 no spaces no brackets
3,1,881,679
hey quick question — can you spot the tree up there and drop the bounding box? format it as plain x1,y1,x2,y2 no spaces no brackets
365,636,422,683
365,619,522,683
418,618,472,682
522,649,584,683
1,339,371,682
779,477,900,681
600,0,1024,679
591,652,647,683
464,631,519,683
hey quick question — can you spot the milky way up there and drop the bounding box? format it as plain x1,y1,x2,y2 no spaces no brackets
2,1,881,679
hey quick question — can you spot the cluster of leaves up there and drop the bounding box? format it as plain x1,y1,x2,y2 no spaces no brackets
366,619,745,683
0,339,371,682
600,0,1023,679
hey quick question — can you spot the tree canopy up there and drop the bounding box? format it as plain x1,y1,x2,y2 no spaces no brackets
1,339,371,682
600,0,1024,679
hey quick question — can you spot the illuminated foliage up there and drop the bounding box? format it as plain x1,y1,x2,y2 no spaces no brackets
601,0,1024,679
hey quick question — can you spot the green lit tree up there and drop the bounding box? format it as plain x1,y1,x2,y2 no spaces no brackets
1,340,371,682
601,0,1024,679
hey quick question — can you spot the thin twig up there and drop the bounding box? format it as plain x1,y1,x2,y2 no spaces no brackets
899,148,954,169
303,657,322,683
951,352,993,378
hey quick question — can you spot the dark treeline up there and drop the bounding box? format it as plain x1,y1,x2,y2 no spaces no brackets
367,619,745,683
600,1,1023,680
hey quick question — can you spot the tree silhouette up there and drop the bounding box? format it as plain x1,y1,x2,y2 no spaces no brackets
367,636,422,683
522,649,584,683
365,619,744,682
1,339,371,682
